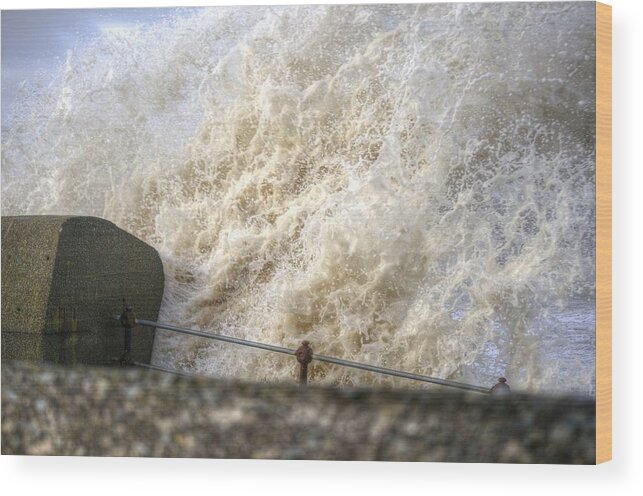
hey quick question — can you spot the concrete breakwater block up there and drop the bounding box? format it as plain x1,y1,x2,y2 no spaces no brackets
1,216,164,365
1,361,596,462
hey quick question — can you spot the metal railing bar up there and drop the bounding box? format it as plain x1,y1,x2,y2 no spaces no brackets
131,361,196,378
137,318,295,356
313,353,490,393
135,318,489,394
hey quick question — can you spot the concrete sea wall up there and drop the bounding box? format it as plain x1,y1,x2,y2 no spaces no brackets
1,216,164,365
1,361,596,463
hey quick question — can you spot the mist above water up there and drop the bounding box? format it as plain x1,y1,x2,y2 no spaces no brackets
1,3,596,394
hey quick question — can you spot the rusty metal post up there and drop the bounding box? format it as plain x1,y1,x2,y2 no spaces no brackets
118,300,136,366
490,377,510,395
295,340,313,386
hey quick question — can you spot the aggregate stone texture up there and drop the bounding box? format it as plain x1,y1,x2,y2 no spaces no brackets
1,361,596,463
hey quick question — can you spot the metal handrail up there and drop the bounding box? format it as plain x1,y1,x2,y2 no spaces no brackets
123,317,492,394
132,361,197,378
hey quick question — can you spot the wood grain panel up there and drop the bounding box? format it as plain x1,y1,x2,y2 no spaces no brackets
596,1,612,464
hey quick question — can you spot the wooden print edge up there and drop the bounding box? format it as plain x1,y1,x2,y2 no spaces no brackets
596,1,612,464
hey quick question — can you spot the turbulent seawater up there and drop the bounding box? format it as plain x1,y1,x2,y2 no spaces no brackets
1,3,596,395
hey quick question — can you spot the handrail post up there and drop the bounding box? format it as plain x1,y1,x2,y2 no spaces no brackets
295,341,313,386
490,377,510,395
118,300,136,366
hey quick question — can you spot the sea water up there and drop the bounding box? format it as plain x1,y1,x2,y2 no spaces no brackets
1,3,596,395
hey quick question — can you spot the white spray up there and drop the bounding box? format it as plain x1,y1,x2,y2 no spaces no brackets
1,3,596,394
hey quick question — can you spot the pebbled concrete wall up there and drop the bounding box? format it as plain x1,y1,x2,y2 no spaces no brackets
1,216,164,365
1,361,596,463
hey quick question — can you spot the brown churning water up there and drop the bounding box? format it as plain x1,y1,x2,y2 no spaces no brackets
1,3,596,395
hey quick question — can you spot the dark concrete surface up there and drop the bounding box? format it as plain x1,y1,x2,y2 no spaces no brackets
1,216,164,365
1,361,596,463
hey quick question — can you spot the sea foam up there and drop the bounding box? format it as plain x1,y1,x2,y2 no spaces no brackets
1,3,596,394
